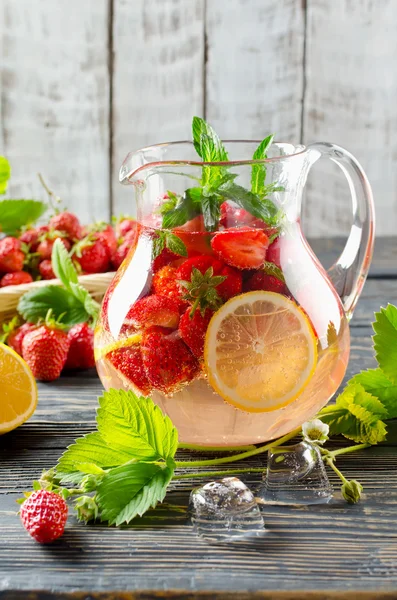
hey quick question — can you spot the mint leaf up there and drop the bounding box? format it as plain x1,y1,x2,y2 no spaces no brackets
51,238,79,288
251,134,274,195
201,193,221,232
165,232,187,257
373,304,397,385
96,462,173,526
96,389,178,462
262,261,285,283
56,432,135,484
0,156,11,194
17,285,88,325
350,369,397,419
0,199,47,236
161,192,200,229
218,180,279,225
192,116,228,162
319,383,387,444
152,232,165,260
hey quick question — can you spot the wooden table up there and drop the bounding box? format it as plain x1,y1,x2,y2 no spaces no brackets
1,238,397,600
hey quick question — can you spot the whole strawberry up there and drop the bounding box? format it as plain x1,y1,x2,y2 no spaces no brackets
38,259,55,280
0,237,25,272
37,237,71,261
73,236,110,274
22,323,70,381
8,322,37,356
0,271,33,287
49,211,82,241
179,307,213,358
111,228,138,270
20,489,68,543
116,217,136,238
108,345,151,396
244,270,286,294
64,322,95,370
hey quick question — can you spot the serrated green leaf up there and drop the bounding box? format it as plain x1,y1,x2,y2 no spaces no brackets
96,463,173,526
0,156,11,194
251,134,274,195
152,232,165,260
201,194,221,232
51,238,79,289
350,369,397,419
164,232,187,257
161,192,200,229
262,261,285,283
373,304,397,385
192,117,228,162
17,285,88,325
97,389,178,462
56,432,135,484
0,199,47,235
218,180,279,225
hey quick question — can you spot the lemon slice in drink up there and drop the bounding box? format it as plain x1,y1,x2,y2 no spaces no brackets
94,333,142,361
0,343,38,434
204,291,318,412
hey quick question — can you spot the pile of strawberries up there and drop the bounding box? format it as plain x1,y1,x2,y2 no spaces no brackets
0,211,137,287
105,202,286,397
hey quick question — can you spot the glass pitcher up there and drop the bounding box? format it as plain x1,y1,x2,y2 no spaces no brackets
95,140,374,447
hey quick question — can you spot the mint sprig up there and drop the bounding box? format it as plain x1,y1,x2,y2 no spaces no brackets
251,134,273,195
152,229,187,260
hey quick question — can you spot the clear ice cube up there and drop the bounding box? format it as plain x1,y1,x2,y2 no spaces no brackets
189,476,265,543
256,441,333,505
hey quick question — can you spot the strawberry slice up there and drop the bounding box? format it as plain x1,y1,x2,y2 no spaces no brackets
123,295,180,330
211,227,269,270
266,237,282,269
108,345,152,396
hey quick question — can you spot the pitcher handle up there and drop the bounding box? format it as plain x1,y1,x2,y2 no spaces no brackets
306,142,375,320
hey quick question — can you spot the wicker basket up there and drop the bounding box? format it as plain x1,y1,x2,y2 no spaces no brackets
0,271,115,325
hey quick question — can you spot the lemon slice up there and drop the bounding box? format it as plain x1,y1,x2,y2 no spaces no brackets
204,291,318,412
94,333,142,361
0,343,38,434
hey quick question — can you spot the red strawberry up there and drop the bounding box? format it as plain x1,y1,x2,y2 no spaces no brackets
22,324,70,381
20,489,68,544
8,322,37,356
116,217,136,238
220,203,255,228
38,260,56,280
73,237,110,274
19,229,40,249
111,228,139,270
64,322,95,370
266,237,282,269
152,265,186,310
175,255,222,281
49,211,82,240
244,270,286,294
211,227,269,269
152,247,180,272
0,271,33,287
88,224,117,260
37,237,71,261
179,308,213,358
124,295,180,330
0,237,25,272
141,326,199,394
108,345,151,395
217,265,242,300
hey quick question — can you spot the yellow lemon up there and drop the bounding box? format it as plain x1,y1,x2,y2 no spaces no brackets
94,333,142,361
204,291,318,412
0,343,38,434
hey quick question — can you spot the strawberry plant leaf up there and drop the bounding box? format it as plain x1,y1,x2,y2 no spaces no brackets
96,389,178,462
0,156,11,195
251,134,274,195
96,462,173,526
51,238,79,288
350,369,397,419
0,199,47,236
17,285,88,326
373,304,397,385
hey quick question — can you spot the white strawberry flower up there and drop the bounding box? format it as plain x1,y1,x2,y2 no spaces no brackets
302,419,329,445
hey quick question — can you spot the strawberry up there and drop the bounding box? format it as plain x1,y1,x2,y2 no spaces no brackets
152,247,180,272
0,271,33,287
73,236,110,274
179,308,213,358
175,255,222,281
220,203,255,228
0,237,25,272
124,295,180,330
108,345,151,395
141,326,198,394
49,211,82,241
38,259,56,280
211,227,269,269
266,236,282,269
8,322,37,356
152,265,186,310
217,264,242,300
20,489,68,544
111,228,139,270
116,217,136,238
87,223,117,260
37,237,71,261
22,324,70,381
64,322,95,370
19,225,49,250
244,270,286,294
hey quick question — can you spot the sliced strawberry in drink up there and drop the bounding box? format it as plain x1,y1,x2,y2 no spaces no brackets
266,237,282,269
108,345,152,396
124,295,180,330
211,227,269,270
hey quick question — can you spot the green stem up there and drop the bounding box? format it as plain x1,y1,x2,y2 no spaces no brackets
173,467,265,480
327,443,370,459
177,442,256,452
174,429,299,468
324,456,348,484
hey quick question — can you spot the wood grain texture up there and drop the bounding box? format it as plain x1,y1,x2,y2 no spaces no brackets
111,0,205,215
302,0,397,237
0,0,110,223
205,0,305,141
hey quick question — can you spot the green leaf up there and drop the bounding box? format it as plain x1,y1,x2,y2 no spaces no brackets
201,194,221,232
164,232,187,257
262,261,285,283
161,192,200,229
96,389,178,462
0,199,47,235
152,232,165,260
373,304,397,385
350,369,397,419
319,383,387,444
0,156,11,194
218,180,279,225
192,117,228,162
56,432,135,484
17,285,89,325
51,238,79,289
96,462,173,526
251,134,274,195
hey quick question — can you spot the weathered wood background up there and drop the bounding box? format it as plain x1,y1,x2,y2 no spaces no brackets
1,0,396,237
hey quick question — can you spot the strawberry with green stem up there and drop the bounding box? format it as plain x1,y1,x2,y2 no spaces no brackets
179,266,226,318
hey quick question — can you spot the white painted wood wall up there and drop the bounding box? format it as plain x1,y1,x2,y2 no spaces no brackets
1,0,396,237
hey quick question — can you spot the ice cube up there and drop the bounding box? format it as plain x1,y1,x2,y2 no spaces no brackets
256,441,333,505
189,476,265,543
